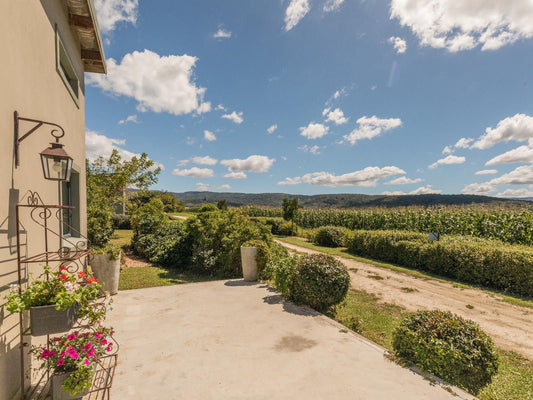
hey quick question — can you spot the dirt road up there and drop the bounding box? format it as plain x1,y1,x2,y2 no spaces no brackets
279,240,533,360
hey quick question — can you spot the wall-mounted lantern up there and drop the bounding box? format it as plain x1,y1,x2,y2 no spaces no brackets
14,111,73,181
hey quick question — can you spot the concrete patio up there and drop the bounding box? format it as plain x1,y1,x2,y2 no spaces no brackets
107,280,475,400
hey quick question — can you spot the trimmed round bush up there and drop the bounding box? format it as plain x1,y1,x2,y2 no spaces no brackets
289,254,350,312
392,310,498,393
314,226,346,247
199,203,218,213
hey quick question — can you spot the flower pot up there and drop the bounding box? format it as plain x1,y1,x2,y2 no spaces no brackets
90,253,121,295
51,371,91,400
30,304,80,336
240,246,258,281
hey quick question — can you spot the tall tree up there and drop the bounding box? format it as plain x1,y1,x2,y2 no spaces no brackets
282,197,300,235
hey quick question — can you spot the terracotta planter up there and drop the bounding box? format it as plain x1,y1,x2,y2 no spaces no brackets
240,246,258,281
90,253,121,295
29,304,79,336
51,371,91,400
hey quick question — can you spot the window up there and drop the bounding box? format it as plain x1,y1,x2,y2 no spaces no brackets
55,25,79,106
60,169,80,237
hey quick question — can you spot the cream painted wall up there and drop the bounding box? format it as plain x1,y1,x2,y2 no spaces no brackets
0,1,89,399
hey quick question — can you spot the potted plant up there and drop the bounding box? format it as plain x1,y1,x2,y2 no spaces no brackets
89,245,121,295
6,265,103,335
31,328,115,400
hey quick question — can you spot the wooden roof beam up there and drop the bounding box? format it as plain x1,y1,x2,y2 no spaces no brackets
69,14,94,30
81,49,102,61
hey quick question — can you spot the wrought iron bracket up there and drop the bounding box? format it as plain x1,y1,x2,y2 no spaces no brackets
14,110,65,167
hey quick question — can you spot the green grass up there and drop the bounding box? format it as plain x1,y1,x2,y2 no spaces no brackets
276,236,533,310
332,289,533,399
110,229,133,248
119,266,217,291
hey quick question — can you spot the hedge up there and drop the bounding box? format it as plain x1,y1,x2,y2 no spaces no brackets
345,229,533,296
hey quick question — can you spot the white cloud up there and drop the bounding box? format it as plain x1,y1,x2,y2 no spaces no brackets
285,0,310,31
172,167,214,178
213,29,232,39
388,36,407,54
221,155,275,173
408,185,442,195
224,172,247,179
454,137,474,148
218,184,232,190
343,115,402,145
177,159,189,167
442,146,453,155
191,156,218,166
186,136,195,145
195,182,210,191
324,108,349,125
298,145,321,155
278,166,405,187
461,182,495,195
428,155,466,169
86,50,211,116
94,0,138,34
475,169,498,175
322,107,330,117
204,130,216,142
216,104,226,111
324,0,344,12
300,122,329,139
497,188,533,198
86,129,164,170
385,177,423,185
489,165,533,186
472,114,533,149
267,124,278,134
118,114,138,125
390,0,533,52
486,145,533,165
333,91,341,99
381,190,406,195
222,111,244,124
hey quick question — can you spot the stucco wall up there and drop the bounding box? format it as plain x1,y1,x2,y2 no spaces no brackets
0,1,88,399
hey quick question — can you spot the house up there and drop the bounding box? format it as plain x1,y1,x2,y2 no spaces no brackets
0,1,106,399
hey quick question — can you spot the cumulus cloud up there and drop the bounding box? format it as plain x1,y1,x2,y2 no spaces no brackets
455,137,474,148
300,122,329,139
428,155,466,169
471,114,533,149
475,169,498,175
390,0,533,52
278,166,405,187
343,116,402,145
177,159,189,167
497,188,533,198
385,177,423,185
118,114,138,125
324,0,344,12
94,0,138,34
221,155,275,173
191,156,218,166
267,124,278,134
86,50,211,116
489,165,533,186
218,184,231,190
222,111,244,124
408,185,442,195
213,29,232,39
461,182,495,195
224,172,247,179
204,130,216,141
324,108,349,125
381,190,406,195
172,167,214,178
195,182,210,191
388,36,407,54
285,0,310,31
442,146,453,155
298,145,321,155
486,145,533,165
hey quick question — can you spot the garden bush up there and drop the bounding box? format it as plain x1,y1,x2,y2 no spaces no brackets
267,252,298,297
345,230,533,296
314,226,346,247
133,222,188,267
130,198,168,237
392,310,498,393
112,213,131,229
279,221,298,236
199,203,218,213
241,240,289,280
289,254,350,312
263,218,286,235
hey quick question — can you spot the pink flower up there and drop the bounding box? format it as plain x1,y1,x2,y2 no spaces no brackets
101,339,108,345
84,359,90,366
40,350,49,359
57,359,65,366
67,333,76,341
69,351,79,359
94,333,102,339
106,346,111,352
59,351,66,357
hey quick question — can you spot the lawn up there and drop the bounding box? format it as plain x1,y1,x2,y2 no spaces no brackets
119,266,218,290
110,229,133,248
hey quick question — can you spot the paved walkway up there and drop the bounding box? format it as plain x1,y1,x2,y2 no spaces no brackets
108,281,475,400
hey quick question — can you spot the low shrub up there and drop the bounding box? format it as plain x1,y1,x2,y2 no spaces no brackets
112,213,131,229
267,252,298,297
345,230,533,297
263,218,286,235
199,203,218,213
314,226,346,247
289,254,350,312
279,221,298,236
392,310,498,393
133,222,188,267
130,198,168,237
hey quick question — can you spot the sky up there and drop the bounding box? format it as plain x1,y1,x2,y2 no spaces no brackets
85,0,533,197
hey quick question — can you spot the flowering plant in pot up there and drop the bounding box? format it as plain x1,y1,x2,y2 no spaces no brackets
5,265,105,334
31,328,115,399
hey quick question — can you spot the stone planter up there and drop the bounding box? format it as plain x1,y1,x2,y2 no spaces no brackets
30,304,79,336
90,253,121,295
51,371,91,400
240,246,258,281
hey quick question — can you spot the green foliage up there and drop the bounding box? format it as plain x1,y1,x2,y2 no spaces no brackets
393,310,499,393
262,218,286,235
282,197,300,235
111,213,131,229
91,244,121,261
289,254,350,312
242,240,289,280
130,190,184,212
217,199,228,211
87,197,114,248
345,229,533,296
130,198,168,237
267,252,298,297
199,203,218,213
279,221,298,236
314,226,347,247
133,222,188,267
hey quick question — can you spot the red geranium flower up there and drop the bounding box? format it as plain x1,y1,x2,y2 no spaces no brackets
59,265,67,271
78,271,86,278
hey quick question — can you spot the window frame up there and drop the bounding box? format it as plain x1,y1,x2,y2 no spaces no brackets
55,25,80,107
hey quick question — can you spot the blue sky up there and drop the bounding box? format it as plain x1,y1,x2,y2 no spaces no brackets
85,0,533,197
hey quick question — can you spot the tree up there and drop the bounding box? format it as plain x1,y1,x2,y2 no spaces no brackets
282,197,300,235
217,199,228,211
86,150,161,247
